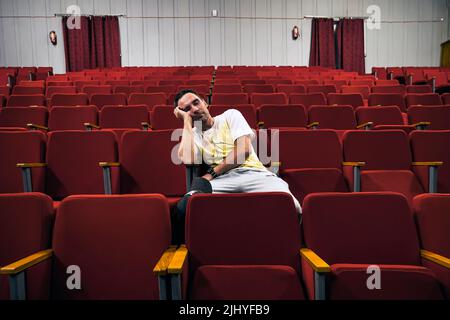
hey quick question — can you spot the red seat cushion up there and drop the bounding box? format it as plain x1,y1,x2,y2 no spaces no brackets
191,265,305,300
328,264,444,300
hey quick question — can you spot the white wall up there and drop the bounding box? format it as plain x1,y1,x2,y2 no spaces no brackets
0,0,448,74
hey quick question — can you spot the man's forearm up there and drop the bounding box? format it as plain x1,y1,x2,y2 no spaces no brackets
213,138,251,175
179,118,196,164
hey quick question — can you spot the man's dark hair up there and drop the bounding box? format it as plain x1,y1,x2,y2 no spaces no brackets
173,89,200,108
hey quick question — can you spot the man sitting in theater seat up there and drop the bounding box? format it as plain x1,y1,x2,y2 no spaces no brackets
173,89,301,214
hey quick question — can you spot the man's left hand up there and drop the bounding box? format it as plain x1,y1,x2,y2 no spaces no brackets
202,173,214,181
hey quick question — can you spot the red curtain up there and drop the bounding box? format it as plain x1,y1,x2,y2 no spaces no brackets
336,19,365,74
309,18,336,68
62,16,121,72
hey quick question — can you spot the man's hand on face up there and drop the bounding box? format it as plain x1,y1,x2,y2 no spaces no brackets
174,107,191,122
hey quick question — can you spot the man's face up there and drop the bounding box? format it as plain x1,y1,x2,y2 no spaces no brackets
177,93,210,122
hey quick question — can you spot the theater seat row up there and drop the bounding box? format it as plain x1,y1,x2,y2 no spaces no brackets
1,129,449,207
1,192,448,300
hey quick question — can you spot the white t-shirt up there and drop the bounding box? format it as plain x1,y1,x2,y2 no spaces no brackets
192,109,266,170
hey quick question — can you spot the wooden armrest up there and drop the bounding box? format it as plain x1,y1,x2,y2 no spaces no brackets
300,248,331,273
356,122,373,129
307,122,319,129
84,122,100,130
27,123,48,131
411,122,430,128
141,122,151,130
421,250,450,269
257,121,265,128
99,162,120,167
0,249,53,275
153,246,177,276
16,162,47,168
342,162,366,167
412,162,443,166
168,245,188,275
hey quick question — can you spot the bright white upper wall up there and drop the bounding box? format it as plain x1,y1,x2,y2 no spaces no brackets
0,0,448,74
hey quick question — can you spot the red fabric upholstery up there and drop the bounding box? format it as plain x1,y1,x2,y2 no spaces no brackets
114,85,144,97
12,86,44,95
408,106,450,130
250,93,287,107
341,86,370,99
145,85,177,95
51,194,171,299
128,93,167,110
257,104,306,128
328,264,443,300
7,95,46,107
149,105,181,130
243,84,274,93
342,130,425,200
328,93,364,109
307,85,337,95
371,85,406,95
0,131,46,193
191,265,305,300
186,193,304,300
45,86,77,98
368,93,406,112
289,93,326,111
277,129,348,202
48,106,98,131
302,193,422,266
212,84,242,93
276,84,306,94
410,130,450,192
209,105,257,129
0,106,48,129
356,106,404,125
405,94,442,108
100,105,149,129
74,80,100,91
50,93,89,107
211,93,249,105
406,85,433,94
0,193,53,300
413,194,450,258
46,130,118,199
119,130,186,196
308,105,356,129
81,85,112,98
90,93,127,110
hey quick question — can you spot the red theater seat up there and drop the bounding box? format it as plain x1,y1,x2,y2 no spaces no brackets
342,130,425,203
128,93,167,110
277,129,348,203
211,93,249,105
368,93,406,112
250,93,287,108
408,106,450,130
327,93,364,109
48,106,98,131
119,130,186,197
0,131,46,193
257,105,306,129
301,192,444,300
99,106,149,130
0,193,53,300
405,94,442,108
410,130,450,193
7,95,46,108
90,94,127,110
50,93,89,108
150,105,183,130
50,194,171,299
289,93,326,111
176,193,306,300
0,107,48,129
413,194,450,296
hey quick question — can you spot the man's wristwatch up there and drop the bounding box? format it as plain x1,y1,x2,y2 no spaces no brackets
207,167,218,179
